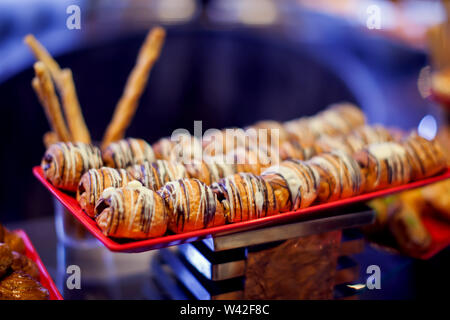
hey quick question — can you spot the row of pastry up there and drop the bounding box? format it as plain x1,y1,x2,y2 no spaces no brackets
41,114,447,239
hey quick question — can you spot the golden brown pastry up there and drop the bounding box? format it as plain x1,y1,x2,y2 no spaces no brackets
422,180,450,222
212,173,278,223
246,120,290,146
152,137,176,160
11,251,40,280
402,133,447,181
279,138,315,161
314,125,394,155
353,142,411,192
127,160,188,190
0,243,13,278
77,167,133,217
41,142,103,191
3,230,25,255
0,271,49,300
167,135,203,164
307,151,363,203
95,181,168,239
184,159,236,185
388,195,431,257
225,147,272,175
261,160,319,212
102,138,155,168
159,178,226,233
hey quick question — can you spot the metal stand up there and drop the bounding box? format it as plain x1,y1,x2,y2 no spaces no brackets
152,204,374,300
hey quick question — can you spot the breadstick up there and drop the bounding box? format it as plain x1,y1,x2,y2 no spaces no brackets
24,34,63,87
60,69,91,143
43,131,59,148
34,62,71,142
101,27,166,148
32,77,59,147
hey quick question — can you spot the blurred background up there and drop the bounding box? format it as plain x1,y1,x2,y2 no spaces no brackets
0,0,449,300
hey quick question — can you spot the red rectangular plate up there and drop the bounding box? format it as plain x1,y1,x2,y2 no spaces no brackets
15,229,63,300
33,166,450,253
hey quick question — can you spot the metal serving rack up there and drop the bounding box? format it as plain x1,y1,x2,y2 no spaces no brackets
151,204,374,300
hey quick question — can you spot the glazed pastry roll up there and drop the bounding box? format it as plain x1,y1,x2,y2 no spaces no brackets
402,133,447,180
314,125,393,155
77,167,133,217
11,251,40,280
0,243,13,278
212,173,278,223
246,120,290,146
226,147,273,175
152,137,175,160
279,137,316,161
307,151,363,203
0,271,49,300
95,181,168,239
41,142,102,191
353,142,411,192
167,135,203,164
261,160,319,212
184,159,236,185
102,138,155,168
127,160,187,190
159,178,226,233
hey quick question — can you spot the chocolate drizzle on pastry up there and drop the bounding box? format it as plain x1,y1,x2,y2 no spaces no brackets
158,178,225,233
127,160,187,190
307,151,363,202
212,173,278,223
102,138,155,168
41,142,102,191
95,181,167,239
261,160,319,212
77,167,132,217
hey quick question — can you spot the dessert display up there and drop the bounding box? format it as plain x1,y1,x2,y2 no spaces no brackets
28,27,448,242
0,224,49,300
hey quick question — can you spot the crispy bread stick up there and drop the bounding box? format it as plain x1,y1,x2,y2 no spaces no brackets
101,27,166,148
34,62,71,142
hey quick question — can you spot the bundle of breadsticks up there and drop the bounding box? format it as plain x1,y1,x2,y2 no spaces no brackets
31,27,448,240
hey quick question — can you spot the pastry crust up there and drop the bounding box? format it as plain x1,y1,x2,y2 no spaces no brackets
0,271,49,300
353,142,411,192
95,181,168,239
184,159,235,185
11,252,40,280
403,133,447,180
0,243,13,279
41,142,103,191
127,160,188,190
307,151,363,203
77,167,132,217
261,160,319,212
212,173,278,223
102,138,155,168
159,178,226,233
152,137,176,160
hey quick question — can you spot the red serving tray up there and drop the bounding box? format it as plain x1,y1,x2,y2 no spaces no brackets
15,229,63,300
33,166,450,253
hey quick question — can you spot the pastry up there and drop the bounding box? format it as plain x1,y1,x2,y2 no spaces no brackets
127,160,188,190
152,137,176,160
11,252,40,280
422,180,450,222
212,173,278,222
95,181,168,239
0,271,49,300
403,133,447,180
307,151,363,203
102,138,155,168
77,167,133,217
0,243,13,278
184,159,236,185
353,142,411,192
159,178,226,233
261,160,319,212
2,230,25,255
41,142,103,191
